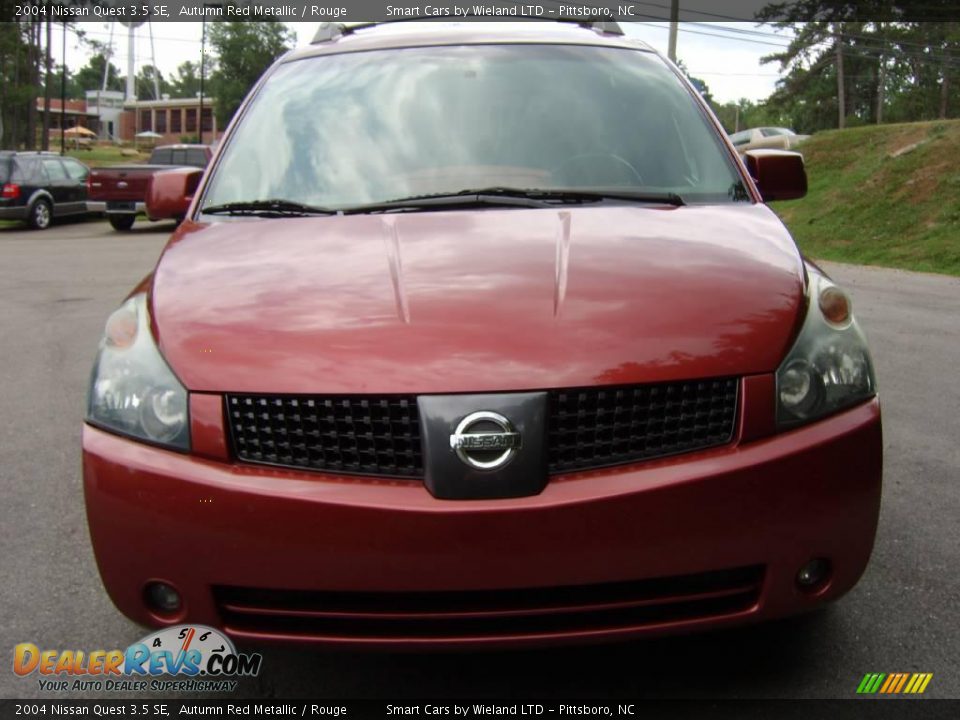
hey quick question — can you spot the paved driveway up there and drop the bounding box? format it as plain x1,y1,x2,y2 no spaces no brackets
1,220,957,700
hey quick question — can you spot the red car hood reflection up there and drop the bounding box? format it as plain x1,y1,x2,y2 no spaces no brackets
151,205,805,394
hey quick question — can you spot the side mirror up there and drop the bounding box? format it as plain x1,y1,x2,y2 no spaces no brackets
145,168,203,221
743,149,807,202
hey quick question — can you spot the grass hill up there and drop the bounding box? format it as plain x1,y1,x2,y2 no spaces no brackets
772,119,960,276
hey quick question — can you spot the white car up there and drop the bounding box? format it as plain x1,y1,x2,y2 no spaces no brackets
729,127,810,153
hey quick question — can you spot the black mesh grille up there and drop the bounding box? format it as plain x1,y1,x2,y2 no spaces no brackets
226,395,423,478
547,378,739,473
227,378,738,478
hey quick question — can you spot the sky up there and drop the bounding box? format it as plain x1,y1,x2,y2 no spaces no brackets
55,21,794,105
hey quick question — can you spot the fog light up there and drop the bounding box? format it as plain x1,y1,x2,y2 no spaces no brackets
796,558,831,590
145,582,182,613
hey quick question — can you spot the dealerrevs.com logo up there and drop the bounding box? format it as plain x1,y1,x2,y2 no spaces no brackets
13,625,262,692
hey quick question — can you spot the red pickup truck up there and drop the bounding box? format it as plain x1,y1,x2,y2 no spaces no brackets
87,144,211,230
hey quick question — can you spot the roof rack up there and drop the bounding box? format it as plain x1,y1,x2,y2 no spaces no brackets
312,17,624,44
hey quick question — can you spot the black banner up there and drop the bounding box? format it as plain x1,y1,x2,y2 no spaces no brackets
5,0,958,23
2,700,960,720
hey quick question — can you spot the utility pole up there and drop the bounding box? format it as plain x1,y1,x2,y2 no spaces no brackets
939,21,953,119
198,18,206,144
42,18,52,150
60,22,66,155
875,22,884,124
668,0,679,62
101,23,114,92
148,20,160,100
27,20,39,150
835,23,846,129
125,23,136,100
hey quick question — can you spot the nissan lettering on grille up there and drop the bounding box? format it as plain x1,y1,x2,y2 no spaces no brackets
449,411,522,470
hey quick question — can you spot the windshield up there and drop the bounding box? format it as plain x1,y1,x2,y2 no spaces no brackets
201,44,748,213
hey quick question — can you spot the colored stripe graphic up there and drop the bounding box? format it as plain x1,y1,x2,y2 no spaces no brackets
857,673,885,694
857,673,933,695
906,673,933,694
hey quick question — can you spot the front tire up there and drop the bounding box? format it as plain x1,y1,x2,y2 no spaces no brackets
108,214,136,231
27,199,52,230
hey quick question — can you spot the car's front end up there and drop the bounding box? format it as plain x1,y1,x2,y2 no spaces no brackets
82,23,881,649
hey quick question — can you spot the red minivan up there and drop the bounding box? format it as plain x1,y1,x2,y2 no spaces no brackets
83,21,881,650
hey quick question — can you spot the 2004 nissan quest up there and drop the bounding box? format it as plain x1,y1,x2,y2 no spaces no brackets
83,20,881,649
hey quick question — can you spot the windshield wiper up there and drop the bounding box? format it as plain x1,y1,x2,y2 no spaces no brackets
201,189,685,218
341,187,685,214
201,199,337,218
341,189,552,214
482,188,685,206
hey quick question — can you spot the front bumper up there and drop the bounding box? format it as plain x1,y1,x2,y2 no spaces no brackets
83,387,882,650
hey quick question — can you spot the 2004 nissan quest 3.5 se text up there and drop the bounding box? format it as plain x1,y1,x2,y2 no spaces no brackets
83,20,881,649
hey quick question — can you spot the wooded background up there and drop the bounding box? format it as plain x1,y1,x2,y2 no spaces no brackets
2,2,958,149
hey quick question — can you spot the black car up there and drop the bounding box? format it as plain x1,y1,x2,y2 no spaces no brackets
0,151,90,230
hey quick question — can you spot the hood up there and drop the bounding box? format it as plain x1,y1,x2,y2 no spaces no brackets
151,205,804,394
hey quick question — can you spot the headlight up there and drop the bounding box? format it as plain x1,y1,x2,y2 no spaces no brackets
86,293,190,450
776,268,876,427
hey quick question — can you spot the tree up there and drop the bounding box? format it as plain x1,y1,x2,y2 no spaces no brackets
73,52,125,95
169,61,201,98
207,21,294,126
756,2,960,130
136,64,171,100
40,64,80,101
712,98,786,134
26,20,40,149
0,21,36,148
675,59,715,106
2,15,88,148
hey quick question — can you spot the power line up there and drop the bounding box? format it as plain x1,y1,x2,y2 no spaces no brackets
681,19,960,58
642,21,960,71
621,9,960,66
630,3,959,51
70,26,202,45
642,22,801,48
628,1,762,22
690,71,781,77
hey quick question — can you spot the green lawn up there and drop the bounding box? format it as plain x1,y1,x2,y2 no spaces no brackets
771,119,960,277
63,144,150,167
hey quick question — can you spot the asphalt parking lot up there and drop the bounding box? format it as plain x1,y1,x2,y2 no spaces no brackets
1,218,958,701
